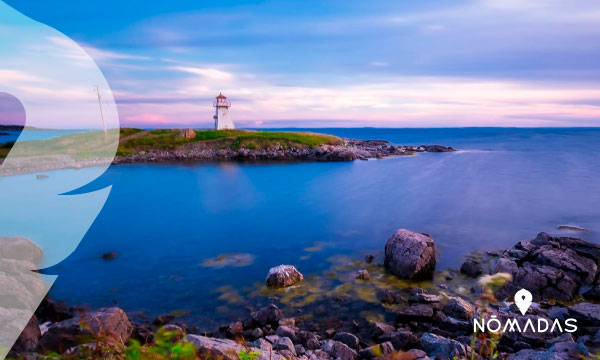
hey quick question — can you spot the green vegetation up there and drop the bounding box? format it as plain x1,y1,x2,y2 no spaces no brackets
10,328,198,360
468,273,512,360
116,128,342,156
0,128,342,160
237,350,261,360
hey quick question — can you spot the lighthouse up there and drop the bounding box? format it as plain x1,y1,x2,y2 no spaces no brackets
213,92,235,130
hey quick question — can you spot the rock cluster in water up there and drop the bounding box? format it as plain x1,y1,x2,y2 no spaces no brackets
9,230,600,359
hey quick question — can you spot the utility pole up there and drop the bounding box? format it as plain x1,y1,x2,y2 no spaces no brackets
94,85,107,135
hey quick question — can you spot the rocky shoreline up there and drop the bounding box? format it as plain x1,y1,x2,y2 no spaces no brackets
112,138,454,164
9,229,600,360
1,137,454,176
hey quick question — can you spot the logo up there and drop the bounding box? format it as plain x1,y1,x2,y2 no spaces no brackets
514,288,533,315
473,288,578,334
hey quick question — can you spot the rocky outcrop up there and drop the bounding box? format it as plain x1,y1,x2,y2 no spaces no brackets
384,229,436,279
482,232,600,301
266,265,304,288
113,138,455,164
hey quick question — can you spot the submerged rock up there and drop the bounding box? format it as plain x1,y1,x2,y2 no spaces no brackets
202,253,255,268
266,265,304,288
384,229,436,279
354,269,370,280
557,224,589,232
102,252,118,260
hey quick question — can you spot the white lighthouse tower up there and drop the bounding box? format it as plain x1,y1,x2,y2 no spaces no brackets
213,92,235,130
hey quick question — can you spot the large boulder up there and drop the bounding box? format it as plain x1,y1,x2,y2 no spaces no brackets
266,265,303,288
384,229,436,279
39,307,132,352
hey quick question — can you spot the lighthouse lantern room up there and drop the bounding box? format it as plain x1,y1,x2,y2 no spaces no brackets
213,92,235,130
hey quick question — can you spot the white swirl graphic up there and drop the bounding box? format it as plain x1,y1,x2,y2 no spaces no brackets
0,1,119,357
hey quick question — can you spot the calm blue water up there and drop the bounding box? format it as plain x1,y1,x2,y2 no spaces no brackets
0,130,79,143
45,128,600,326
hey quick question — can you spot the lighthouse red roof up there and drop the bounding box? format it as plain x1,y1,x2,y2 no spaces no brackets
216,92,227,99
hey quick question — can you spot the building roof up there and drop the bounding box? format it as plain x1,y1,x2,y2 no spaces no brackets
216,92,227,99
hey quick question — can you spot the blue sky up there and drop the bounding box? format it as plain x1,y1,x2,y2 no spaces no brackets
5,0,600,127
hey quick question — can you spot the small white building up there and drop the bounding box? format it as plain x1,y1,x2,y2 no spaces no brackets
213,92,235,130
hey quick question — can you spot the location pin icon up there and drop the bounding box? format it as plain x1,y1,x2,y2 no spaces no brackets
514,288,533,315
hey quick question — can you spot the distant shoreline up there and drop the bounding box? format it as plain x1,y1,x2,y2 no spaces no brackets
113,128,455,164
0,128,454,176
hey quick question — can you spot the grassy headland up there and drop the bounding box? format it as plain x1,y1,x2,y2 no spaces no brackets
116,128,343,156
0,128,342,159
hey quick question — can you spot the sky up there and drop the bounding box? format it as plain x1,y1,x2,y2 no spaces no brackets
3,0,600,128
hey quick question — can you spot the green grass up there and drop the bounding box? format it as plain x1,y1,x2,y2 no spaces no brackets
0,128,342,159
117,128,342,155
